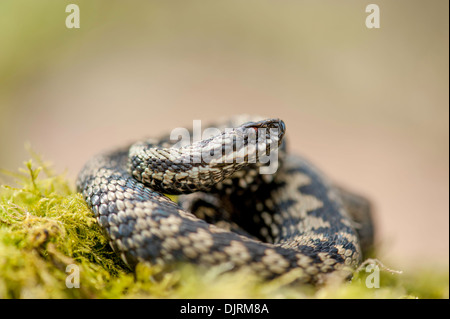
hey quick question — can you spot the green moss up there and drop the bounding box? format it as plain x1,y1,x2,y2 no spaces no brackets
0,154,448,299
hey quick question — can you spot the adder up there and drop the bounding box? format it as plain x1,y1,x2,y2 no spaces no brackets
77,115,374,283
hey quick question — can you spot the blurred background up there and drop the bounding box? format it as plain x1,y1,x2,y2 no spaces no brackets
0,0,448,269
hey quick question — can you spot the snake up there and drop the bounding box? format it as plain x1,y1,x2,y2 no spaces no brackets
77,115,374,283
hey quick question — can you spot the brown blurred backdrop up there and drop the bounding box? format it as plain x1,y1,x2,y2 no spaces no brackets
0,0,448,269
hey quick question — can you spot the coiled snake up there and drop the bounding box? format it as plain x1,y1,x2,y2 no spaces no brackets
77,115,374,283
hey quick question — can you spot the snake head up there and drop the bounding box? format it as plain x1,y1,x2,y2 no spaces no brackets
238,118,286,154
221,118,286,174
241,118,286,145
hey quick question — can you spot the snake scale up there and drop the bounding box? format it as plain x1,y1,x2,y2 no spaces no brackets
77,115,374,283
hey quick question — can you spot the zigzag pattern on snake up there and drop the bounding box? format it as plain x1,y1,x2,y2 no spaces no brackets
77,115,374,283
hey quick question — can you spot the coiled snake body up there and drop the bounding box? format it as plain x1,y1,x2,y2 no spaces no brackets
77,116,374,283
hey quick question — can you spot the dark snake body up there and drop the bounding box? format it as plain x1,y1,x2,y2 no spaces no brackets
77,116,374,283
